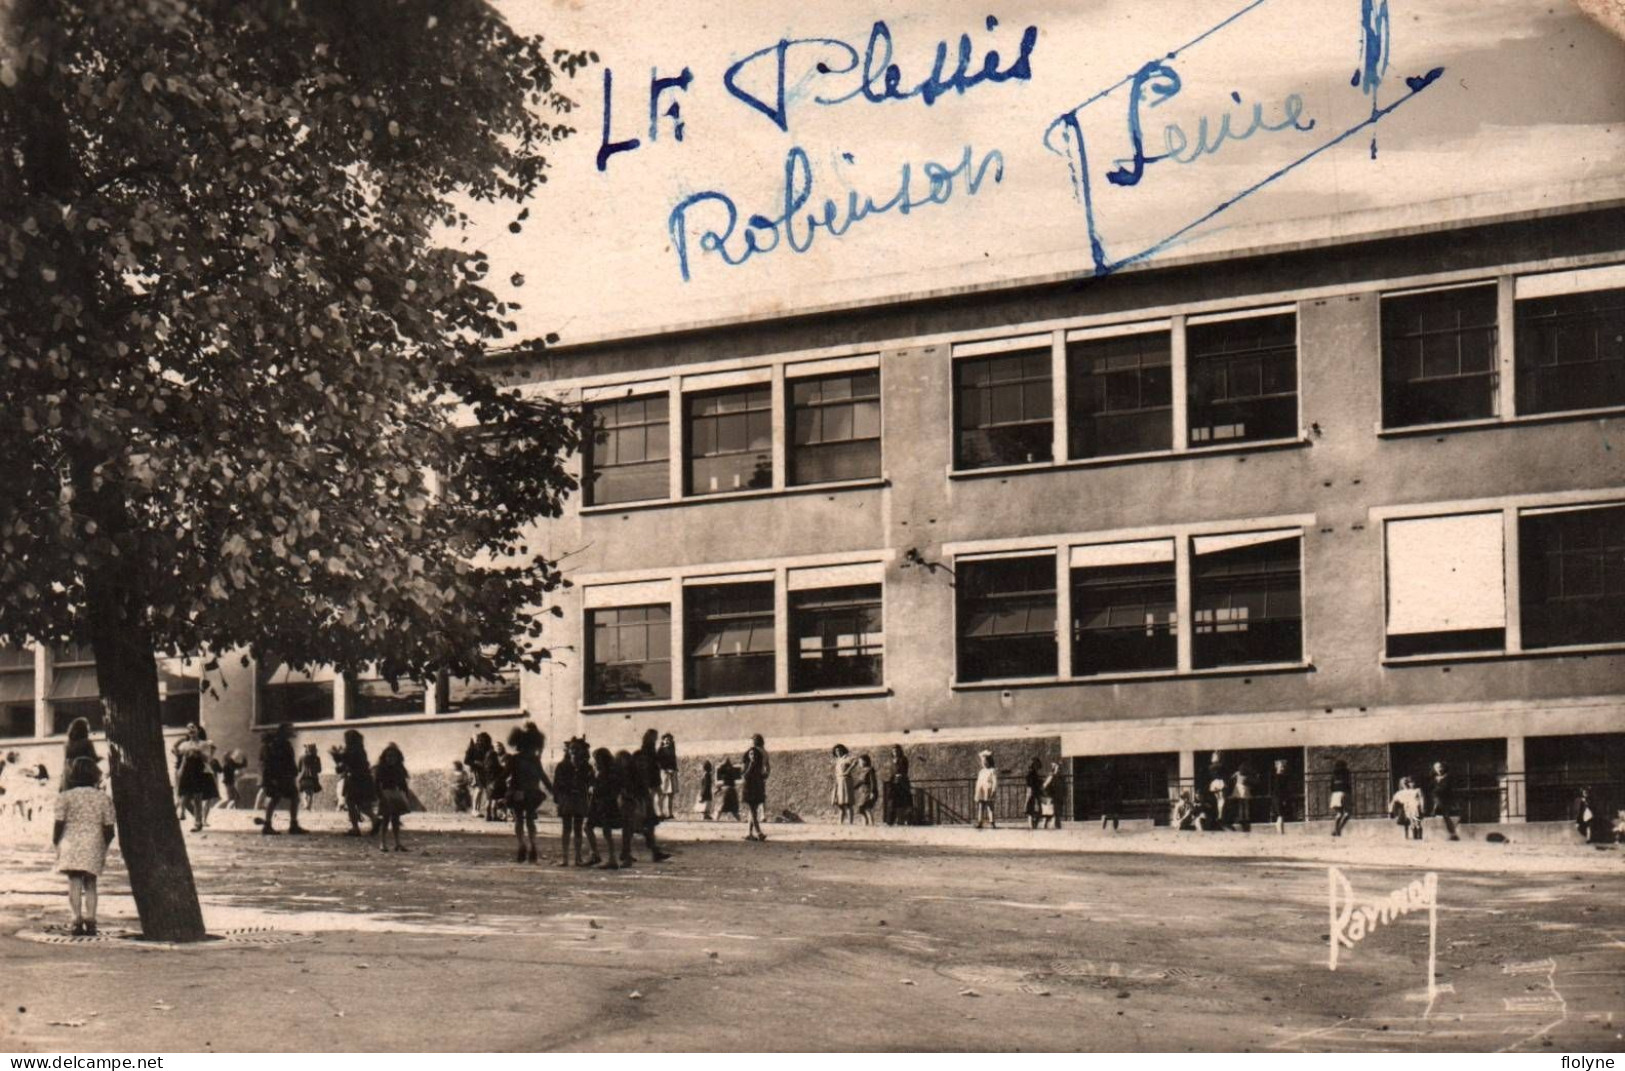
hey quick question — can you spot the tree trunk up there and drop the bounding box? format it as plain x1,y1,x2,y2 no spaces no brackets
89,583,208,943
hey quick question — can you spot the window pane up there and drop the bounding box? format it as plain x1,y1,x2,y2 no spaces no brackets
443,670,521,712
957,353,1054,469
1073,563,1178,675
1187,314,1298,446
1192,536,1303,668
1382,285,1499,428
957,558,1058,681
1520,504,1625,648
686,582,775,698
353,676,429,719
1515,288,1625,415
585,395,671,506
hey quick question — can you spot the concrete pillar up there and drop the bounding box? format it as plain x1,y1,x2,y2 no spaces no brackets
1170,314,1189,451
1178,748,1196,789
1502,735,1526,822
32,646,49,739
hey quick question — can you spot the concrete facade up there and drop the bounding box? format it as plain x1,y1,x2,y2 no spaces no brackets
3,207,1623,824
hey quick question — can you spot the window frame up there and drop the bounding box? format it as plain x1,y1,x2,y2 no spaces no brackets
586,603,674,705
583,393,672,507
789,584,884,693
786,370,883,486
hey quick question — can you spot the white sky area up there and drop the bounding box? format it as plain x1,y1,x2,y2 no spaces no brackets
473,0,1625,345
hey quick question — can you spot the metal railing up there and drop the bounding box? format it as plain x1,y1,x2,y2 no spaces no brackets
887,777,1072,826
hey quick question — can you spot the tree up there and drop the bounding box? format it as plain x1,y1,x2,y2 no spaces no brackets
0,0,592,941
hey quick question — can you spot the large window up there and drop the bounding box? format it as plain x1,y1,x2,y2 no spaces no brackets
157,658,202,728
585,395,670,506
1067,331,1172,458
1071,542,1177,675
789,372,881,485
1192,533,1303,668
955,350,1053,469
258,664,335,724
352,670,430,719
686,582,775,698
687,386,772,496
0,648,33,738
441,668,521,713
1385,514,1506,656
790,585,883,692
1186,313,1298,446
588,605,673,704
1515,287,1625,416
956,556,1058,682
1520,503,1625,649
49,644,103,734
1382,284,1499,428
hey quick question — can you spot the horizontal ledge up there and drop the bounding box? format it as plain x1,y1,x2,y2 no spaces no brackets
948,437,1310,480
251,708,527,732
1376,405,1625,439
579,478,889,516
952,663,1314,690
583,687,893,714
1383,642,1625,667
0,726,194,746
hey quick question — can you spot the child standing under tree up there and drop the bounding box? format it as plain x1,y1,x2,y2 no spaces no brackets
297,743,323,811
53,757,116,936
372,743,411,852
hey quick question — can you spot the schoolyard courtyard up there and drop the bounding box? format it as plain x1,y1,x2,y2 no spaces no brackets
2,818,1622,1052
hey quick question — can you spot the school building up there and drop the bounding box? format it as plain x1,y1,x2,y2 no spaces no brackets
3,201,1624,828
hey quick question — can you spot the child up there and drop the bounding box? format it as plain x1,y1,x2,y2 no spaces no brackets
830,744,858,825
1613,809,1625,845
589,747,623,870
1328,760,1353,838
1390,776,1426,841
695,759,714,820
506,722,552,864
973,750,998,830
297,743,323,811
656,733,679,820
372,742,411,852
451,761,473,814
1172,790,1199,832
855,755,878,826
1040,760,1064,829
53,757,116,936
716,758,741,821
554,738,595,867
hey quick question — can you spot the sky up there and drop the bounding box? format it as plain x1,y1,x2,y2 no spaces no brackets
478,0,1625,345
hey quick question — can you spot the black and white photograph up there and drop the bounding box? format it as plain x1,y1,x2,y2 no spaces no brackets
2,0,1624,1056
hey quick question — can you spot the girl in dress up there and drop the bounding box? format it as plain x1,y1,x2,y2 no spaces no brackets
1228,765,1254,832
506,722,552,864
372,742,411,852
656,733,679,820
554,738,596,866
175,737,212,831
484,743,509,822
1023,757,1043,830
830,744,858,824
1269,759,1292,835
1099,761,1123,832
973,750,998,829
1390,775,1426,841
1041,760,1064,829
451,761,473,814
588,747,623,870
695,759,714,820
716,758,741,821
297,743,323,811
334,729,378,836
742,734,769,842
53,757,116,936
855,755,878,826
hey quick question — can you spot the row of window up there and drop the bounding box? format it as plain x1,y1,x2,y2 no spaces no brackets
579,269,1625,503
582,498,1625,706
0,649,523,740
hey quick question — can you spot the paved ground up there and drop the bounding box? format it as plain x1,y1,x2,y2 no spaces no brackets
2,817,1622,1052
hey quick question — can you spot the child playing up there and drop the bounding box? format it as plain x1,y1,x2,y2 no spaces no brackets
451,761,473,814
855,754,878,826
372,743,411,852
1390,776,1426,841
297,743,323,811
53,757,116,936
589,747,623,870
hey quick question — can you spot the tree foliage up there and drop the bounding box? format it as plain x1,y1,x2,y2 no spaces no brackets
0,0,592,940
0,0,592,680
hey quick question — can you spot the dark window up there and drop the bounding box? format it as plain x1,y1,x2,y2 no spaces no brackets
441,669,521,713
0,647,33,738
1382,285,1499,428
157,660,201,728
955,351,1054,469
957,556,1058,682
1515,288,1625,416
686,582,775,698
791,585,883,692
1193,535,1303,668
351,673,429,719
687,387,772,496
1519,504,1625,649
1187,313,1299,445
1067,331,1173,458
1072,562,1177,675
49,645,102,734
258,665,334,725
585,395,670,506
588,605,673,704
789,372,881,484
